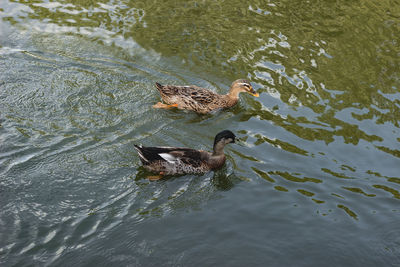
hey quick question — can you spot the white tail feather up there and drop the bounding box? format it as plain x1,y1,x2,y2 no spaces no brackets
159,153,177,164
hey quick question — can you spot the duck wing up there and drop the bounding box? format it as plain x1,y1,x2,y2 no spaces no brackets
134,145,207,167
155,83,218,105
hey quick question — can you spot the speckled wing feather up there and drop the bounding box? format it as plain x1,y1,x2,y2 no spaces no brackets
182,87,217,105
168,150,205,167
156,83,217,105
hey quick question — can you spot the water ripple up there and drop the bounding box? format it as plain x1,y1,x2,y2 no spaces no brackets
1,0,400,265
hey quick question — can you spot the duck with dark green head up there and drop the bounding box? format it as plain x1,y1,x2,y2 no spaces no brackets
134,130,236,180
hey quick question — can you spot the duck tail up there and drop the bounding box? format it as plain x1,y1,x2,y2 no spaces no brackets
134,144,149,164
155,82,163,92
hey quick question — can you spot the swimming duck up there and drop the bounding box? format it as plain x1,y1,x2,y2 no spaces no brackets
134,130,236,180
153,79,259,114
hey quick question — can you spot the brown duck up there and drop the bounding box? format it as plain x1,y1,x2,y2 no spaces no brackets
134,130,236,180
153,79,259,114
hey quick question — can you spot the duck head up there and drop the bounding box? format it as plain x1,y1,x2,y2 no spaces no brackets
213,130,236,155
229,79,259,98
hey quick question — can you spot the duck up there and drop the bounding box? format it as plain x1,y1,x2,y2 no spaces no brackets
134,130,236,180
153,79,259,114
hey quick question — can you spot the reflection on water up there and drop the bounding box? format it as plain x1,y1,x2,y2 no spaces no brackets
1,0,400,265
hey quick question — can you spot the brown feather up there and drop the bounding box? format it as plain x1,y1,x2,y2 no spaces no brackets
154,81,251,114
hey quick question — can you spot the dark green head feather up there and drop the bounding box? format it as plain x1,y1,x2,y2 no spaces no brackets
214,130,236,148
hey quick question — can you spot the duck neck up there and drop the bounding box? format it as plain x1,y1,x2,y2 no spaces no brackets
223,87,241,107
227,86,242,100
212,141,226,156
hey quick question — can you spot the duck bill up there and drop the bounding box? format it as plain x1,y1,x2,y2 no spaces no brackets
249,91,259,97
234,137,246,147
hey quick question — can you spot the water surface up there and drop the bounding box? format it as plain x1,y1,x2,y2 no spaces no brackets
1,0,400,266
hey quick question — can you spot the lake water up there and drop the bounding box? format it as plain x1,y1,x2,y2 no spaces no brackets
1,0,399,266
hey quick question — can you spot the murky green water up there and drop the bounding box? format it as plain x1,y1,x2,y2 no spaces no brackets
1,0,400,265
